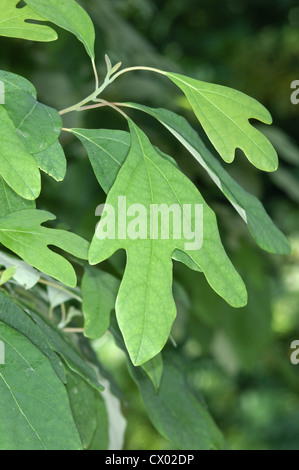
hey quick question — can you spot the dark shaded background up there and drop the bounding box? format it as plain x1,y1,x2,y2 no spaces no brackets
1,0,299,449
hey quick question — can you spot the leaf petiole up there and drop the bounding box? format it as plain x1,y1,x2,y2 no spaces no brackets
59,61,166,116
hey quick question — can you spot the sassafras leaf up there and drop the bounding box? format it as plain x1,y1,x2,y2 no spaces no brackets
25,0,95,58
89,121,247,365
165,72,278,172
0,0,58,42
0,209,89,287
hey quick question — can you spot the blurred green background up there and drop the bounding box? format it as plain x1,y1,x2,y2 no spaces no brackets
2,0,299,450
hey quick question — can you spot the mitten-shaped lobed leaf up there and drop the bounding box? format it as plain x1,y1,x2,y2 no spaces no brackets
166,72,278,172
0,0,58,42
126,103,290,255
0,210,89,287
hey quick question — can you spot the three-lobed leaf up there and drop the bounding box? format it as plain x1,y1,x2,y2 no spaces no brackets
70,127,203,272
89,121,247,365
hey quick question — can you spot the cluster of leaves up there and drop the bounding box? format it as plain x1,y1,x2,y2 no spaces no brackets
0,0,290,450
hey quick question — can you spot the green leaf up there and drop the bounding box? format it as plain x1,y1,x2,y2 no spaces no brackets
26,0,95,59
70,128,203,270
66,370,109,450
0,266,16,286
0,291,65,382
0,250,40,289
0,71,64,183
70,128,131,193
0,322,82,450
140,353,163,391
0,209,89,287
82,266,120,339
0,107,40,200
34,139,67,181
126,103,290,255
165,72,278,172
46,284,78,311
0,177,35,217
89,121,247,365
0,0,58,42
130,352,225,450
4,89,62,154
71,127,182,189
27,309,104,392
0,70,37,97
